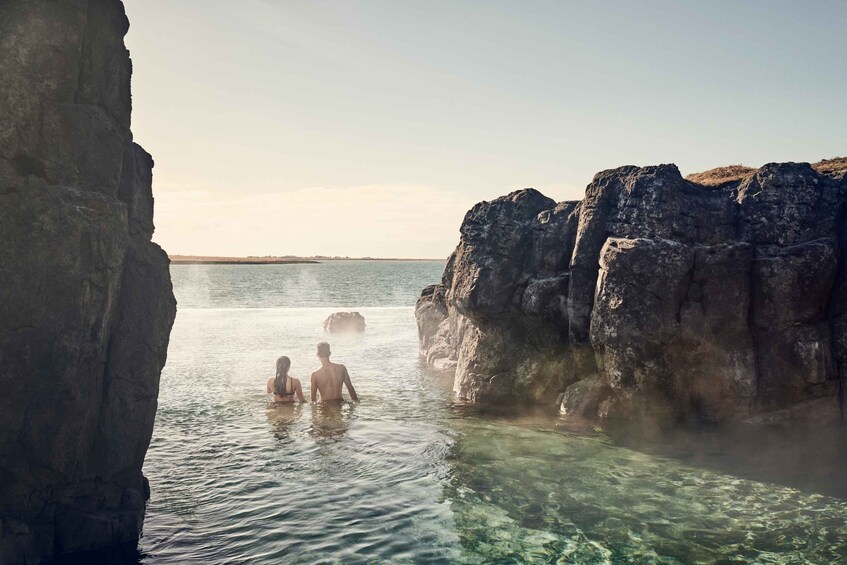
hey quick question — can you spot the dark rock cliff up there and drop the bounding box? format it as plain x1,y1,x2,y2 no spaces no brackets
0,1,176,562
417,161,847,426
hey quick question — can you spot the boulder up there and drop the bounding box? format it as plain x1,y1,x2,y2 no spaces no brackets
448,189,556,323
416,162,847,426
0,1,176,562
323,312,366,333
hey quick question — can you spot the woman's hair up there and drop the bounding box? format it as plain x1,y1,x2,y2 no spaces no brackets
274,356,291,396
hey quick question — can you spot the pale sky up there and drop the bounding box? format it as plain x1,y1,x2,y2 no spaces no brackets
124,0,846,259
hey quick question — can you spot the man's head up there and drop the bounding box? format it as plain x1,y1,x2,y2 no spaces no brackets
317,341,331,359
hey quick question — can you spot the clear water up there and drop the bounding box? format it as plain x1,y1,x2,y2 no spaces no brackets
137,261,847,564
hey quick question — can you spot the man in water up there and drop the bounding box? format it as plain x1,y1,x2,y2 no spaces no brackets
310,341,359,402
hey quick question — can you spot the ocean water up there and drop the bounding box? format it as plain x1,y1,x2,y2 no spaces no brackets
136,261,847,564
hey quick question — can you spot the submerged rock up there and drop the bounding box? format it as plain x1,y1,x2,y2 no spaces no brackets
324,312,366,333
417,162,847,426
0,1,176,562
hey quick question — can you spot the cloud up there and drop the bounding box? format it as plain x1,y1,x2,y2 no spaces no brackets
152,184,476,258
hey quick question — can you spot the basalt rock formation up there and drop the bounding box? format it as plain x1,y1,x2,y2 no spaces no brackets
0,1,176,562
323,312,367,333
416,160,847,426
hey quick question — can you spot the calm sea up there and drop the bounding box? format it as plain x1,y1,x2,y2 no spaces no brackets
136,261,847,563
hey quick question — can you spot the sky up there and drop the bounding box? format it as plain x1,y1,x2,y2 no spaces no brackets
123,0,847,259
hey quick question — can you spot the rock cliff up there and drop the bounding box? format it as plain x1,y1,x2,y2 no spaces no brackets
417,160,847,426
0,1,176,562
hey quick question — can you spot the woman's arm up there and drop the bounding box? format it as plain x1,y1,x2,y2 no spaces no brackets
295,379,306,403
266,377,273,395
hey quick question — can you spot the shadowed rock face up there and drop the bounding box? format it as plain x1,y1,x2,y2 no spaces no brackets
0,1,176,562
417,163,847,426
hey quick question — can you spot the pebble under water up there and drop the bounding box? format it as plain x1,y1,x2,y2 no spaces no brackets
133,262,847,564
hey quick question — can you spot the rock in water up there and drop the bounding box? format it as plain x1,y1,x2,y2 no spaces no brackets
416,162,847,426
324,312,366,333
0,2,176,563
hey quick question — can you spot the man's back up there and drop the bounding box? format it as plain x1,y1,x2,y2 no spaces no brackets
311,341,358,402
311,362,359,402
311,362,347,401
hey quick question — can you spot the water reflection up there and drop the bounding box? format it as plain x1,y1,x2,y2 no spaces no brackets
265,401,361,441
309,401,357,440
265,403,303,440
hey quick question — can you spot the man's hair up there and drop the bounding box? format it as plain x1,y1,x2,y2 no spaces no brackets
317,341,331,358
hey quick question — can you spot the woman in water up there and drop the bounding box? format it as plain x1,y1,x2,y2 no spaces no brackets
266,356,305,403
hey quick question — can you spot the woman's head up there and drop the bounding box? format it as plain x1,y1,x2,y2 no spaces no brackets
274,356,291,396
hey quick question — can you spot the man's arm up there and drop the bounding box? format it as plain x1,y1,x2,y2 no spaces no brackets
310,372,318,402
342,365,358,402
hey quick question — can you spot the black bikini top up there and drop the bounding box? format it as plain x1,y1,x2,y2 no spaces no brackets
275,378,295,397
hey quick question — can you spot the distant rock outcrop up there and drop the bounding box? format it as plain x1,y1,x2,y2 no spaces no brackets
324,312,366,333
417,159,847,426
0,1,176,562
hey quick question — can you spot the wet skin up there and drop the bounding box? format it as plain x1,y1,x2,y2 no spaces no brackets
310,358,358,402
266,375,306,403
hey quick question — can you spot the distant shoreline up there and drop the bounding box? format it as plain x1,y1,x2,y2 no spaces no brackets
169,255,446,265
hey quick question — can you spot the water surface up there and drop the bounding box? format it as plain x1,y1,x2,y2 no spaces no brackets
138,261,847,563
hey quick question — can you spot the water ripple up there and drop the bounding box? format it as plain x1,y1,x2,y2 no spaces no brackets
136,265,847,563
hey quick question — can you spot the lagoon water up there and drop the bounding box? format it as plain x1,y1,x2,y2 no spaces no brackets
137,261,847,563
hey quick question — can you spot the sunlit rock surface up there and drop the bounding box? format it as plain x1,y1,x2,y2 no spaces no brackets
0,1,176,562
323,311,366,333
417,161,847,425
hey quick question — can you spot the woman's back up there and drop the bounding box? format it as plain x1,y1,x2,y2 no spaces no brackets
267,355,306,403
267,375,303,403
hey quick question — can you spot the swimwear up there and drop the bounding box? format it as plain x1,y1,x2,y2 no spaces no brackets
272,378,296,401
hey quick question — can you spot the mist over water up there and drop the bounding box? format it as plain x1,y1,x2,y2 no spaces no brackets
138,261,847,563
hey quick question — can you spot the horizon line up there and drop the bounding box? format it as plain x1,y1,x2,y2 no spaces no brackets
168,254,448,263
